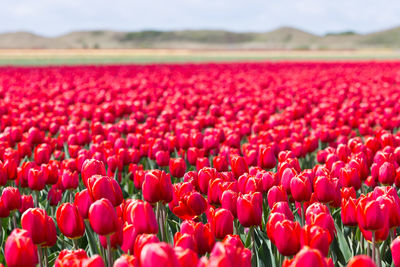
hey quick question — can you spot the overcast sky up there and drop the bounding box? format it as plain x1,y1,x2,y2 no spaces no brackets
1,0,399,36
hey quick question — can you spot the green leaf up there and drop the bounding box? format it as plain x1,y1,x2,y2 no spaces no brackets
335,222,352,263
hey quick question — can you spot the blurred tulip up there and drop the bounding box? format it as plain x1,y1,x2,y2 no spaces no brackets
89,198,119,236
5,229,38,267
56,203,86,239
142,170,173,203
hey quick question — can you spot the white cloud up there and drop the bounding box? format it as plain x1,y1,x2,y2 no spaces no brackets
0,0,399,36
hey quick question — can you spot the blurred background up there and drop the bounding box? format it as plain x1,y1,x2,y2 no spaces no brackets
1,0,400,65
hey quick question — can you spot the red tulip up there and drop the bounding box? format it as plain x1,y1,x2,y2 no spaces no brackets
272,219,301,256
56,203,86,239
48,186,63,206
283,246,333,267
221,190,239,217
213,156,229,172
21,208,55,245
81,159,106,187
267,185,288,209
357,196,388,231
5,229,38,267
28,166,48,191
340,167,361,191
142,170,173,203
19,195,34,214
74,189,93,219
34,143,51,165
134,233,160,259
258,145,276,169
2,187,21,211
347,255,376,267
198,167,218,194
114,254,138,267
169,158,186,178
300,224,332,256
237,192,263,227
89,198,119,236
181,220,215,255
121,224,139,254
290,174,312,202
0,196,10,218
341,197,357,227
230,155,249,179
210,208,234,239
391,236,400,267
140,242,179,267
207,238,251,267
174,232,196,251
155,150,170,167
124,200,158,234
87,175,123,207
62,169,79,190
378,162,396,185
174,247,199,267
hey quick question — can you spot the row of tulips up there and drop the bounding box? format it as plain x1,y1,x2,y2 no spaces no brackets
1,62,400,266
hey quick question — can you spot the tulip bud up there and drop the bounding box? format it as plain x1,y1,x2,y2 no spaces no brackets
61,169,79,190
56,203,86,239
273,219,301,256
258,145,276,169
140,242,179,267
21,208,55,245
5,229,38,267
114,254,138,267
74,189,93,219
87,175,123,207
155,150,170,167
357,196,387,231
19,195,34,214
81,159,106,187
34,144,51,165
89,198,119,236
237,192,263,227
2,187,21,211
379,162,396,185
290,174,312,203
134,233,160,259
230,155,249,179
169,158,186,178
142,170,173,203
213,156,229,172
28,166,48,191
211,208,234,239
300,224,332,256
124,200,158,234
391,236,400,267
347,255,376,267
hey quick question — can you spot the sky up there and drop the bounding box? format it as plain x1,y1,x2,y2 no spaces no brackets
1,0,399,36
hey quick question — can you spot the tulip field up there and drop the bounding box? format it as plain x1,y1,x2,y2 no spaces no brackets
1,61,400,267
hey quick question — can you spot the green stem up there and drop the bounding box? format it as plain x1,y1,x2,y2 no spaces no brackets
106,236,113,267
43,248,49,267
157,202,166,242
372,231,376,263
250,227,257,267
69,190,74,203
73,238,79,250
34,191,39,207
300,203,305,226
38,246,43,267
12,211,17,229
375,233,381,267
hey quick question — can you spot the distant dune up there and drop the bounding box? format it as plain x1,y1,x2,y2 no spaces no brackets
0,26,399,49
